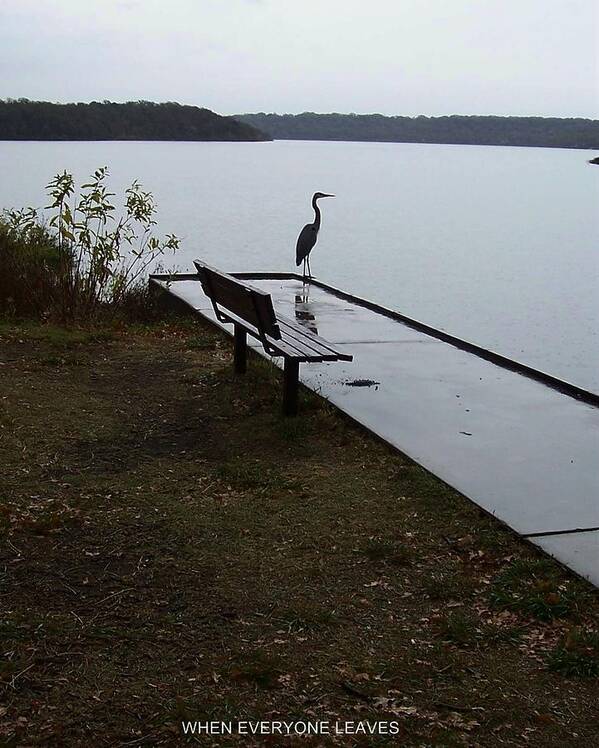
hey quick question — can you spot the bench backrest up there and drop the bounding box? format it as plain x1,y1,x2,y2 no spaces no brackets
194,261,281,340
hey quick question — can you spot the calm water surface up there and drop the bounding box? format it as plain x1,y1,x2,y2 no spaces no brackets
1,140,597,392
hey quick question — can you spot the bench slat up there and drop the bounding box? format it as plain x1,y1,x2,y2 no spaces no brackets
277,316,352,360
266,331,325,361
279,324,342,359
214,308,326,361
278,332,341,361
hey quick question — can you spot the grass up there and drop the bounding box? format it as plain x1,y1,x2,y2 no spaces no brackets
361,538,413,566
230,651,283,689
436,611,480,647
274,602,340,633
549,629,599,677
490,558,589,621
422,568,474,601
216,455,304,492
2,316,599,745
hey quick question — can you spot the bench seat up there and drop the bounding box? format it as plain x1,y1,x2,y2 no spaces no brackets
220,308,352,363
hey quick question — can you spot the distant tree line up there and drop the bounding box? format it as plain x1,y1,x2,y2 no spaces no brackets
237,112,599,150
0,100,270,141
3,101,597,149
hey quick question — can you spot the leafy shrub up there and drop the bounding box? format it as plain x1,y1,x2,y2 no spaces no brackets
0,218,62,317
0,166,178,320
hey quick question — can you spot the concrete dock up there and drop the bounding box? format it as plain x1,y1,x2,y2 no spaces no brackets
152,274,599,586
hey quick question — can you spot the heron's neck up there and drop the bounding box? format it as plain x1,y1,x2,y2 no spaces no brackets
312,198,321,229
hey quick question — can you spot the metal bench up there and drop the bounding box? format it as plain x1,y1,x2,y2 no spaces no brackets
194,260,353,415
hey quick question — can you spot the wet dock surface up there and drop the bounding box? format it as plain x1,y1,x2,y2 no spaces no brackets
154,275,599,585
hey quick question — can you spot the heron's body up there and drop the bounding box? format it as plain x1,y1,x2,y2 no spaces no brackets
295,223,318,266
295,192,333,279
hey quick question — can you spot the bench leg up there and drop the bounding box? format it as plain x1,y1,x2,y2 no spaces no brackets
283,359,299,416
234,325,247,374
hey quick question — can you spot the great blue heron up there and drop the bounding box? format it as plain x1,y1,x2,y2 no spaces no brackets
295,192,334,280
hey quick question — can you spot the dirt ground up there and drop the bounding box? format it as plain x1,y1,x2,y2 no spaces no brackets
1,318,598,746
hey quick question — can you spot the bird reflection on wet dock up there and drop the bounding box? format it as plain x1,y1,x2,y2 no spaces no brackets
294,286,319,335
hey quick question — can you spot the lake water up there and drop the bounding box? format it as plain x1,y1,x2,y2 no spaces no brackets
1,140,598,393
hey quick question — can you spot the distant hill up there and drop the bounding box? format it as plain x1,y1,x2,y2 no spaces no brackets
237,112,599,149
0,100,270,141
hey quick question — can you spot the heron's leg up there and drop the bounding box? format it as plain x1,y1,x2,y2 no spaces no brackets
302,258,307,283
307,256,312,278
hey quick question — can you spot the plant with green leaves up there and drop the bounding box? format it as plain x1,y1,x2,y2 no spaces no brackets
2,166,179,319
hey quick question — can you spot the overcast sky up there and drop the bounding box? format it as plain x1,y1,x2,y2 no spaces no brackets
0,0,597,118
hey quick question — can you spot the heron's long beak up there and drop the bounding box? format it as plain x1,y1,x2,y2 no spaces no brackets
322,193,335,198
